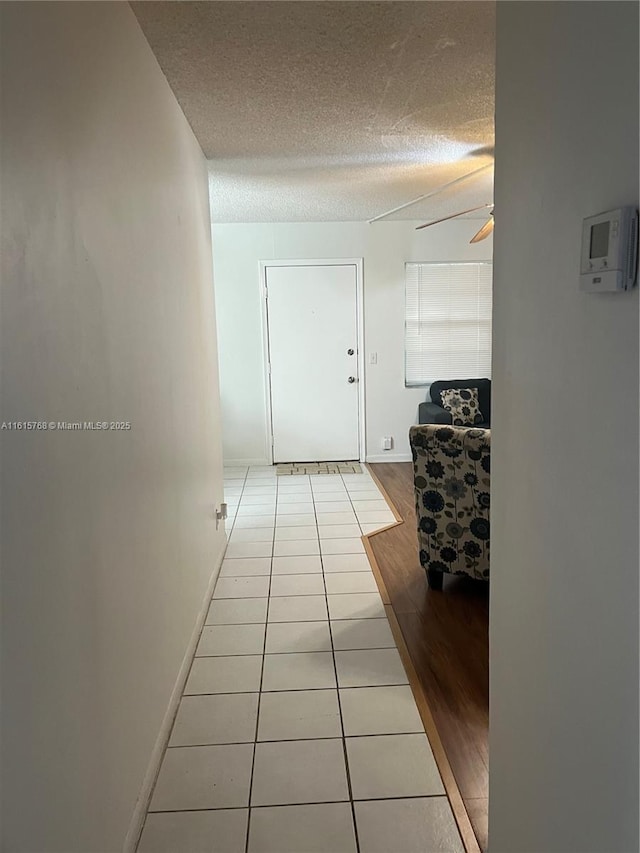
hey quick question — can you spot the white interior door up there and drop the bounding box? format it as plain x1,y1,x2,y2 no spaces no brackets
266,263,360,463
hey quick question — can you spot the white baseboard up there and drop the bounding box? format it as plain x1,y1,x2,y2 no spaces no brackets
123,544,226,853
224,457,271,468
366,453,413,463
226,455,413,466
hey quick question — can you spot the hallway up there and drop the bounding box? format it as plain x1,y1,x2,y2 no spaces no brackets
2,4,638,851
138,466,464,852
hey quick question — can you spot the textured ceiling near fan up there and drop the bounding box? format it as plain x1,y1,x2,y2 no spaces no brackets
132,1,495,222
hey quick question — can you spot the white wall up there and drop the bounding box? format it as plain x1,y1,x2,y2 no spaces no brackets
0,4,226,851
212,220,492,464
490,3,639,851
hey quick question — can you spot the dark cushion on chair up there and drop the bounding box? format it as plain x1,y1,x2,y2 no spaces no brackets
418,401,453,425
430,379,491,427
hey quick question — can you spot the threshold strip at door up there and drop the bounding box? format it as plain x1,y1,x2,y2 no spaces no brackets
276,462,363,475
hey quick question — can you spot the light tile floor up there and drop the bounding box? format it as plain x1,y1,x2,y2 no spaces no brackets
137,466,464,853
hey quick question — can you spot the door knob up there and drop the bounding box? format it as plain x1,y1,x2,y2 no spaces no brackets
347,348,355,355
348,376,357,384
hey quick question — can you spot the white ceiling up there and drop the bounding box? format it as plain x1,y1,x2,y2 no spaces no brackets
132,1,495,223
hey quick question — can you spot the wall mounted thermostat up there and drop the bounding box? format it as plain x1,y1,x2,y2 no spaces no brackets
580,206,638,292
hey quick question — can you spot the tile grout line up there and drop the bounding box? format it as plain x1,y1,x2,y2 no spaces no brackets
166,728,426,749
229,463,276,556
204,613,388,627
320,471,362,853
148,791,449,816
224,466,249,537
226,466,257,850
151,789,452,812
192,643,397,659
214,591,384,597
242,476,277,853
181,679,411,697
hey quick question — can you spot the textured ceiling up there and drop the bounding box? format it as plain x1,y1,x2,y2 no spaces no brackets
132,1,495,222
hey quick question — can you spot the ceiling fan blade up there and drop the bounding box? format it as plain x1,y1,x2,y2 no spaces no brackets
415,203,493,231
469,216,495,243
371,164,493,224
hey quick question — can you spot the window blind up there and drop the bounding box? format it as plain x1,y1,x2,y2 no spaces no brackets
405,261,492,386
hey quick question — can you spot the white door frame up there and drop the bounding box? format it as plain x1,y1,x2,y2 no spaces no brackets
259,258,366,465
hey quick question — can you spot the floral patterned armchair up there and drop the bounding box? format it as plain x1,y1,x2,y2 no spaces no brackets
409,424,490,589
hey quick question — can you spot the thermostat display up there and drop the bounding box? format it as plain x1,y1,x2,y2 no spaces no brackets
580,206,638,292
589,221,610,259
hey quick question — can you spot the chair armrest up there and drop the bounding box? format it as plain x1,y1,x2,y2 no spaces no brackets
418,402,453,425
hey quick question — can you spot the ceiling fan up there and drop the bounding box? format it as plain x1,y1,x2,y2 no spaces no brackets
368,160,495,242
415,202,494,243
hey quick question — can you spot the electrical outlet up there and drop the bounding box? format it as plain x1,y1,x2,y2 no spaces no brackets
382,436,393,451
215,502,228,529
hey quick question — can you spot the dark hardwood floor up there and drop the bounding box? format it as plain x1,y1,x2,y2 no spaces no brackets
368,462,489,853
